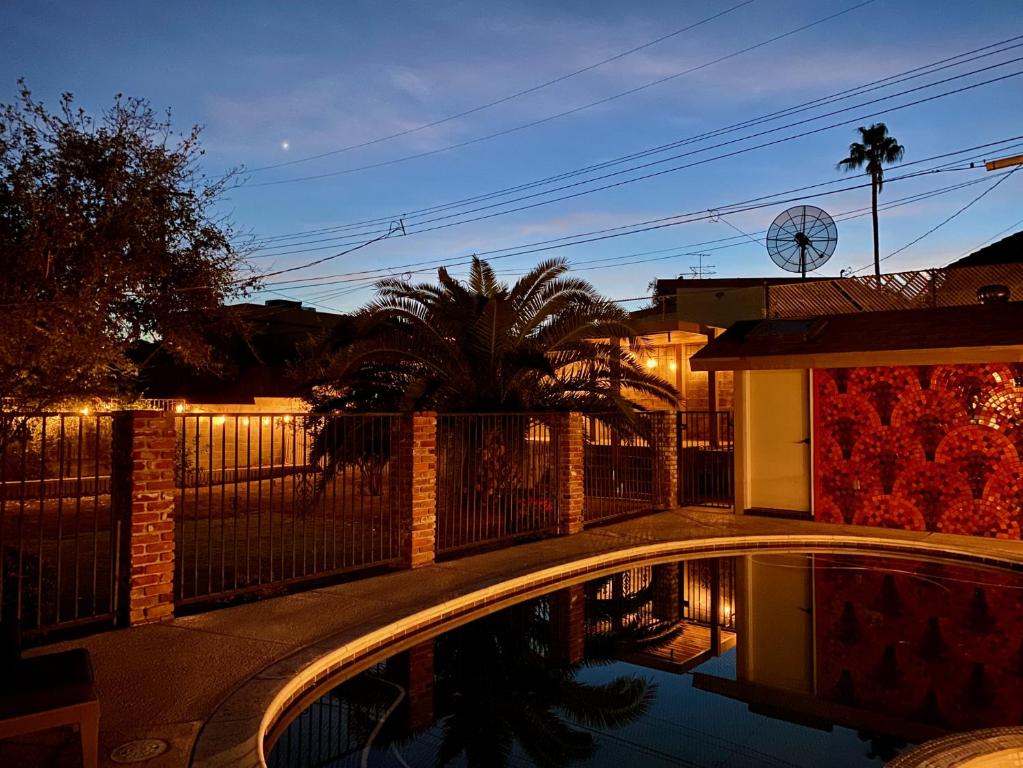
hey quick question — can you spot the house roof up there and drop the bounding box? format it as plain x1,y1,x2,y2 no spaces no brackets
689,300,1023,371
947,230,1023,267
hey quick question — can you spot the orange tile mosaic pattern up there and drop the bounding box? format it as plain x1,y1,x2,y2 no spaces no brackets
813,364,1023,539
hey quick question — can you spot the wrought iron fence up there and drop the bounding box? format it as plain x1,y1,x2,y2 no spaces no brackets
0,412,121,638
677,410,734,508
583,413,657,525
684,557,737,630
174,413,404,605
435,413,560,555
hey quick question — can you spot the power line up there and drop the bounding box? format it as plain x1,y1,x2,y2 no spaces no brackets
850,167,1021,274
246,69,1023,263
241,33,1023,246
243,0,758,173
262,167,993,295
239,0,879,189
943,214,1023,266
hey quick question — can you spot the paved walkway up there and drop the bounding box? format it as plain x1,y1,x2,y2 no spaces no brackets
9,507,1023,768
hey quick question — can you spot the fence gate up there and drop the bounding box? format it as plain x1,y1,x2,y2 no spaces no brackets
676,411,734,508
0,413,124,641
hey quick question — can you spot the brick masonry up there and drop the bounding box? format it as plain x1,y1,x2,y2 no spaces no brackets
555,412,584,535
650,411,679,510
550,584,586,664
113,411,177,626
396,412,437,569
651,563,681,622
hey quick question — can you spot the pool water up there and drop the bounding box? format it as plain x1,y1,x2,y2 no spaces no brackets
267,554,1023,767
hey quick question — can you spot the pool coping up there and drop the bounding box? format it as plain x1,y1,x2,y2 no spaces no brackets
188,525,1023,768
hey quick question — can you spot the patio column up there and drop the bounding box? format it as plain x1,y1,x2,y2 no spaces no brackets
112,411,177,626
555,412,584,535
396,412,437,569
650,411,678,510
388,640,435,730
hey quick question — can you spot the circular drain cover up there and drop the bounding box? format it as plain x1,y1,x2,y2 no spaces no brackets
110,739,169,763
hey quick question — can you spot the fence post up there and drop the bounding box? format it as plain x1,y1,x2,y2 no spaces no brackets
550,584,586,664
651,563,680,623
397,412,437,569
112,411,177,626
556,412,584,535
650,411,678,510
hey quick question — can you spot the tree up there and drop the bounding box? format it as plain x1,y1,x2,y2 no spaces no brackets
0,83,254,415
837,122,905,279
304,256,677,415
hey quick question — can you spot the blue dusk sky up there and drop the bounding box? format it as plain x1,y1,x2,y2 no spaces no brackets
3,0,1022,312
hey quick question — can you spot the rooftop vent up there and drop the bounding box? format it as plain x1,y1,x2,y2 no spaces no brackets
976,284,1010,304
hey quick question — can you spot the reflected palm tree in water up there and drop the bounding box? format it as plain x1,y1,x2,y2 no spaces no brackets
330,597,655,768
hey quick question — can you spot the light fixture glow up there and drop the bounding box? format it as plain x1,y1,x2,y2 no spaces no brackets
668,360,678,372
213,416,226,426
174,403,185,413
79,406,91,416
645,358,658,369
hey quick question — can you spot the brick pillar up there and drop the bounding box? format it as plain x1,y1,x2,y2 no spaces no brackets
550,584,586,664
388,640,435,730
396,412,436,569
651,563,680,623
650,411,678,510
556,412,584,535
112,411,176,626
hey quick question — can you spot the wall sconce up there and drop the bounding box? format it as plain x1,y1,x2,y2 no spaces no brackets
240,417,250,427
645,358,658,369
283,415,293,424
262,417,271,427
668,360,678,372
213,416,226,427
174,403,185,413
79,406,91,416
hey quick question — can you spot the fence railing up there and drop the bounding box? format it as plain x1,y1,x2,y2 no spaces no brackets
684,558,737,630
0,413,121,638
583,414,657,525
435,413,560,555
677,410,734,508
174,413,404,605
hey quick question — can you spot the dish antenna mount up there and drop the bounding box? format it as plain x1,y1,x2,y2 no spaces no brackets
766,205,838,278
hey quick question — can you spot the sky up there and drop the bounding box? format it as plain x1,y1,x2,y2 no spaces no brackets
3,0,1022,313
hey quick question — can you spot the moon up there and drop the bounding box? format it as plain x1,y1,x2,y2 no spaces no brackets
281,140,290,151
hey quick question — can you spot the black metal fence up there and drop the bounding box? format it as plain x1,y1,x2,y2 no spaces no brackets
583,414,657,525
436,413,560,555
677,410,734,508
0,413,121,638
174,413,404,605
684,557,737,630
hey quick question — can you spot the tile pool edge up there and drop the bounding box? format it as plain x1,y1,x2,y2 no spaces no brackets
187,531,1023,768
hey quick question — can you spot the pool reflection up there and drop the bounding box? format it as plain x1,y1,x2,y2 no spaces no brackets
267,555,1023,768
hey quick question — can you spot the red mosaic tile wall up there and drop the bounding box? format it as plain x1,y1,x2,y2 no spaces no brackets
813,364,1023,539
814,556,1023,731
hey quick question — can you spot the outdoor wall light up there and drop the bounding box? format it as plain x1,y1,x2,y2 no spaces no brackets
646,358,658,369
174,403,185,413
213,416,226,426
79,406,91,416
262,417,271,426
240,417,250,427
668,360,678,372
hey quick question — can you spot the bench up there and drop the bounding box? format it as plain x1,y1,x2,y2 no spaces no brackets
0,624,100,768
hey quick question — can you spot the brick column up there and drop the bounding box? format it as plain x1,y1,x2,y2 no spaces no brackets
112,411,176,626
550,584,586,664
388,640,435,730
396,412,436,569
555,412,584,535
650,411,678,510
651,563,680,623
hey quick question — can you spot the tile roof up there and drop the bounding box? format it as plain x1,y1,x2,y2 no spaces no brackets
690,300,1023,370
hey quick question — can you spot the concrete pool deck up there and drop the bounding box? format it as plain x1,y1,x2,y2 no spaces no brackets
10,506,1023,768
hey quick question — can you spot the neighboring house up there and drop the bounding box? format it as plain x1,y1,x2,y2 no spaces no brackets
689,297,1023,537
138,299,342,411
947,229,1023,267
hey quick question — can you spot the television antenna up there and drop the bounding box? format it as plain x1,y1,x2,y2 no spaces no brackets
766,205,838,278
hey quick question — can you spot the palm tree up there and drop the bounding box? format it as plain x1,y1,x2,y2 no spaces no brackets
305,256,677,414
837,123,905,279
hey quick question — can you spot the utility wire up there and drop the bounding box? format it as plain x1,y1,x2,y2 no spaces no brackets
240,0,879,189
942,214,1023,266
244,0,758,173
247,68,1023,262
850,167,1021,274
243,34,1023,246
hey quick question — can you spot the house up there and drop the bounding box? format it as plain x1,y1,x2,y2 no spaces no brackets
689,296,1023,536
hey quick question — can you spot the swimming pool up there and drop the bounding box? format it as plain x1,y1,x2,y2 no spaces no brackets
264,552,1023,767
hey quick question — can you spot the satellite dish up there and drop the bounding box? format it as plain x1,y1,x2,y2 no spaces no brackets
766,205,838,278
